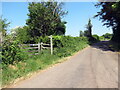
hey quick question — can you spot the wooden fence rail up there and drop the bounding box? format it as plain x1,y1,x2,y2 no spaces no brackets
21,42,51,55
20,35,53,55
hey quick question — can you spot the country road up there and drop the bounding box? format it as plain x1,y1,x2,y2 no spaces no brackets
9,41,118,88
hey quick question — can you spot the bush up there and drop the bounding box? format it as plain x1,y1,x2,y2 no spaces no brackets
92,34,99,41
52,36,88,57
99,36,104,41
11,26,31,44
2,39,28,65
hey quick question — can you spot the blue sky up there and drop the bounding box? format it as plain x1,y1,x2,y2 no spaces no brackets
2,2,112,36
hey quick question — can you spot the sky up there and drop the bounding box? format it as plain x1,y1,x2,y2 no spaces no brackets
2,2,112,36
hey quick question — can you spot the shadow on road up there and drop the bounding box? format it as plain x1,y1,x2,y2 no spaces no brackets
91,41,116,52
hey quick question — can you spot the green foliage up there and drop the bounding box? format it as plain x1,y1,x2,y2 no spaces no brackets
40,36,88,58
53,36,88,57
2,49,59,86
11,26,31,44
92,34,99,41
1,18,29,65
98,33,113,41
83,30,89,37
31,36,50,44
95,2,120,42
2,39,28,65
0,17,10,39
2,36,89,86
26,2,67,37
102,33,112,40
55,21,67,35
99,36,104,41
79,30,84,37
85,19,92,37
82,19,93,38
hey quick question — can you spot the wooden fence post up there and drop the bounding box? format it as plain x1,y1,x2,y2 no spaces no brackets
50,35,53,55
40,42,43,51
38,42,40,53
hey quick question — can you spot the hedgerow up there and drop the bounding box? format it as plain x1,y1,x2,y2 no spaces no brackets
2,36,88,65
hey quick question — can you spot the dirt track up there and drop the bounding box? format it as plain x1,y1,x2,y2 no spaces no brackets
10,41,118,88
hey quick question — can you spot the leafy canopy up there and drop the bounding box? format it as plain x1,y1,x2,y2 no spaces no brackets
94,2,120,42
26,1,68,37
0,17,10,37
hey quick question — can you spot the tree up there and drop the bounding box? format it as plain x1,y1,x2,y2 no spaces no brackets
11,26,31,44
79,30,84,37
94,2,120,42
26,1,68,37
85,19,93,37
83,19,93,37
84,19,99,43
102,33,113,40
83,30,89,37
92,34,99,41
55,21,67,35
0,17,10,42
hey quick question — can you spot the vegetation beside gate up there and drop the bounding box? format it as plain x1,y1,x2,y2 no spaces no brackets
2,36,89,86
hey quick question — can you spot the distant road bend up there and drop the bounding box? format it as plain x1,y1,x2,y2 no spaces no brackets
10,41,118,88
